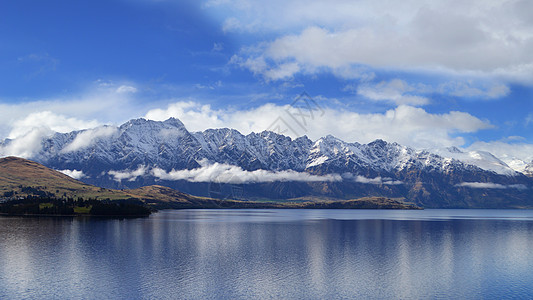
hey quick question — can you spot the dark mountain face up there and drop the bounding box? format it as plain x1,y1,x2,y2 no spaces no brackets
2,117,533,208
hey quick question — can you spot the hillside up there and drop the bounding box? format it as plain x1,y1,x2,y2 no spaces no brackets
0,157,208,208
0,156,131,200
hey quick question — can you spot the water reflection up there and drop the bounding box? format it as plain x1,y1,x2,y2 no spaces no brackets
1,210,533,299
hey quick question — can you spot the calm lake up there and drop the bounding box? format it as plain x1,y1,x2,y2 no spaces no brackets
1,209,533,299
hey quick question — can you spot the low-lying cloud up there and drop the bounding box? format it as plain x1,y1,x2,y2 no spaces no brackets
152,161,342,183
105,160,407,185
62,126,118,153
456,182,528,190
108,165,148,182
58,169,86,180
343,173,403,185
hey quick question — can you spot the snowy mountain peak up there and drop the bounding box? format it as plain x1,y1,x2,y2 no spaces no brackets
446,146,463,153
368,139,388,148
163,117,186,128
120,118,149,128
428,147,517,176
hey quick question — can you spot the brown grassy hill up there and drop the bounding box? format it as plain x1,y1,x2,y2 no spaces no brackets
0,156,131,200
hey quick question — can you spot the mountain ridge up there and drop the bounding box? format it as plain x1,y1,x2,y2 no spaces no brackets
1,118,532,208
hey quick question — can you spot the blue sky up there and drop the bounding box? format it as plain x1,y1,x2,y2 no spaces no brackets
1,0,533,163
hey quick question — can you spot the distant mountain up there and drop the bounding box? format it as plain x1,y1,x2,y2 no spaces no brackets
1,118,533,208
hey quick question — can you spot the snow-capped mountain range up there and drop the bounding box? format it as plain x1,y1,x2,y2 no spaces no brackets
1,118,532,208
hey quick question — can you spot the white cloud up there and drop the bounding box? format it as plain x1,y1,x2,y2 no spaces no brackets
342,173,403,185
0,127,52,159
0,83,142,140
357,79,430,106
0,94,493,160
264,62,301,81
145,101,226,130
8,111,100,139
214,1,533,83
58,169,86,180
0,111,102,159
456,182,528,190
115,85,138,94
438,81,510,99
352,79,509,103
108,165,147,182
0,80,152,157
151,160,342,183
62,126,118,153
103,160,406,184
145,101,491,149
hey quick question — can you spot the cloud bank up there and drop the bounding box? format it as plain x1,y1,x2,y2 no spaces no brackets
345,174,403,185
456,182,528,190
213,0,533,83
0,97,493,159
145,101,491,149
152,160,342,183
108,165,148,182
105,160,406,185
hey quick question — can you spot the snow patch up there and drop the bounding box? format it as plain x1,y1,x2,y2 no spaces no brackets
306,156,328,168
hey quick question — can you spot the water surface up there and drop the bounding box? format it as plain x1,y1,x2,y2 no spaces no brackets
1,209,533,299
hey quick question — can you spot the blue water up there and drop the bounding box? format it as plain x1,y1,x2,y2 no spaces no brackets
1,209,533,299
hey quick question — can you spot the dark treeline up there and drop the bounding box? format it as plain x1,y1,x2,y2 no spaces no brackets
0,196,151,217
